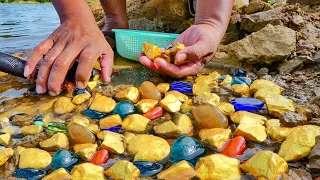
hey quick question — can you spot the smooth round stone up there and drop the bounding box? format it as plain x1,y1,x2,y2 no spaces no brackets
73,87,91,95
9,113,28,121
81,109,109,119
133,161,163,177
113,101,137,119
101,125,122,132
34,121,44,127
90,149,109,166
232,69,247,77
232,77,252,86
171,136,206,167
32,114,44,121
48,122,67,133
192,104,228,128
14,168,46,180
170,81,193,94
139,81,162,100
52,149,79,172
68,123,96,144
231,98,264,112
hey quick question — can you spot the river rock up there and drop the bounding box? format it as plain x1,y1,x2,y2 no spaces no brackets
299,23,320,49
287,0,320,5
105,160,140,180
243,0,272,14
278,60,304,74
309,136,320,173
282,169,313,180
11,114,33,127
228,24,296,64
280,112,307,127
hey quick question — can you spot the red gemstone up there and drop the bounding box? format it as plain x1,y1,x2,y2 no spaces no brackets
221,136,246,158
143,106,163,120
64,81,76,92
90,149,109,165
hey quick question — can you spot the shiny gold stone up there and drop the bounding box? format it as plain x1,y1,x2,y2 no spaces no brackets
87,81,97,90
217,102,235,116
232,84,250,97
99,114,122,129
154,121,180,138
0,116,9,123
122,114,150,133
165,91,189,103
71,163,105,180
43,168,71,180
37,98,58,114
0,148,14,166
127,134,170,162
40,132,69,150
234,117,267,143
195,75,215,85
254,88,282,102
241,151,288,180
16,146,25,155
157,160,196,180
69,115,90,127
193,82,210,97
87,124,100,135
99,131,124,154
230,111,267,124
72,93,91,105
278,125,320,162
170,43,186,54
209,71,221,80
0,133,11,146
136,99,158,114
159,94,182,113
220,75,233,86
89,93,116,113
19,148,52,169
73,143,98,160
173,113,193,136
105,160,140,180
266,95,295,117
181,99,193,113
205,93,221,106
124,132,136,148
196,154,241,180
199,128,232,150
157,83,170,94
42,114,65,127
142,42,162,60
250,79,284,94
54,97,76,115
265,119,292,141
115,87,140,103
21,125,43,135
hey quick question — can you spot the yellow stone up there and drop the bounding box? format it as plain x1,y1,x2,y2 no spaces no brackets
71,163,105,180
1,105,36,118
196,154,241,180
254,88,282,102
154,121,180,138
99,114,122,129
37,98,58,114
40,132,69,150
165,91,188,103
181,99,193,113
69,115,90,127
42,114,65,127
157,160,196,180
136,99,158,113
193,82,210,97
217,102,235,116
234,117,267,143
124,132,136,148
54,97,76,114
87,81,97,90
209,71,221,80
0,133,10,146
205,93,221,106
90,94,116,113
104,160,140,180
115,86,140,103
122,114,150,133
16,146,26,155
265,119,292,141
278,125,320,162
220,75,233,86
173,113,193,136
73,143,98,160
0,148,14,166
241,151,288,180
157,83,170,94
127,134,170,162
159,94,182,113
21,125,43,135
230,111,267,124
250,79,284,94
99,131,124,154
87,124,100,135
43,168,71,180
170,43,186,54
142,42,162,60
266,95,295,117
195,75,215,85
199,128,232,150
72,93,91,105
0,116,9,123
19,148,52,169
232,84,250,97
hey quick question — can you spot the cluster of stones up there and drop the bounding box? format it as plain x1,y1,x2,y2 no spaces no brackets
0,70,319,180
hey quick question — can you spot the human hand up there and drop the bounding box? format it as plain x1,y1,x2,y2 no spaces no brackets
25,16,113,96
139,24,222,78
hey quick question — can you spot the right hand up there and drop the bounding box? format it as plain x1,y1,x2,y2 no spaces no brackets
25,16,114,96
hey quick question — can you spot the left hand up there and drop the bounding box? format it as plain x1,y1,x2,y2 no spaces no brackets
139,24,222,78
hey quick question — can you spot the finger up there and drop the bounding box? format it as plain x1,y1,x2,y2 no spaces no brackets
165,35,185,49
36,40,67,94
99,48,114,83
25,38,54,77
139,55,164,75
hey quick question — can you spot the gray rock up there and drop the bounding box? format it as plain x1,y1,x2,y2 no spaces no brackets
279,112,307,127
257,68,269,78
243,0,272,14
287,0,320,5
314,51,320,63
299,23,320,49
308,118,320,126
282,169,313,180
278,60,304,74
291,15,304,26
309,136,320,173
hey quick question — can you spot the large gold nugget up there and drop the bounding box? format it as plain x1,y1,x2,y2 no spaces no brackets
104,160,140,180
71,163,105,180
142,42,162,60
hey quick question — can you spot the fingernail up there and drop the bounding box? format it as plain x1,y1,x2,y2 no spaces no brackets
24,65,29,77
48,91,60,96
153,62,159,70
177,53,187,62
77,81,85,89
36,85,44,94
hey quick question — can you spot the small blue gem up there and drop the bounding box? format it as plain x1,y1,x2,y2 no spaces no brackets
113,101,136,119
73,88,91,96
231,77,253,86
101,126,122,132
32,114,44,121
82,109,109,119
232,69,247,77
52,150,79,172
14,168,46,180
133,161,163,177
231,98,264,112
171,81,193,94
34,121,44,127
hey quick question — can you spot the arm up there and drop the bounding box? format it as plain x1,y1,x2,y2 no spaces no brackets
99,0,128,31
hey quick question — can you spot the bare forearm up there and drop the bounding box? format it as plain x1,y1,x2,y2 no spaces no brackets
99,0,127,18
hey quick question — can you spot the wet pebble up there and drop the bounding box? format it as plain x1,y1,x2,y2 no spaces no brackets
90,149,109,166
279,112,307,127
113,101,137,119
68,123,96,144
143,106,163,120
192,104,228,128
52,149,79,172
14,168,46,180
81,109,109,119
133,161,163,177
221,136,246,158
11,114,33,127
231,98,264,112
139,81,162,100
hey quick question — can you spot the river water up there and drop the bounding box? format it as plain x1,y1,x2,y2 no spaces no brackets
0,4,59,53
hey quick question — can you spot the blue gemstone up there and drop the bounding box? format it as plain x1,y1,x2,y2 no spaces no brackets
48,122,67,133
133,161,163,177
12,133,24,139
34,121,44,127
231,77,253,86
73,88,91,96
113,101,136,119
219,75,226,81
170,136,206,167
232,69,247,77
102,125,122,132
14,169,46,180
52,149,79,172
32,114,44,121
170,81,193,94
231,98,264,112
82,109,109,119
